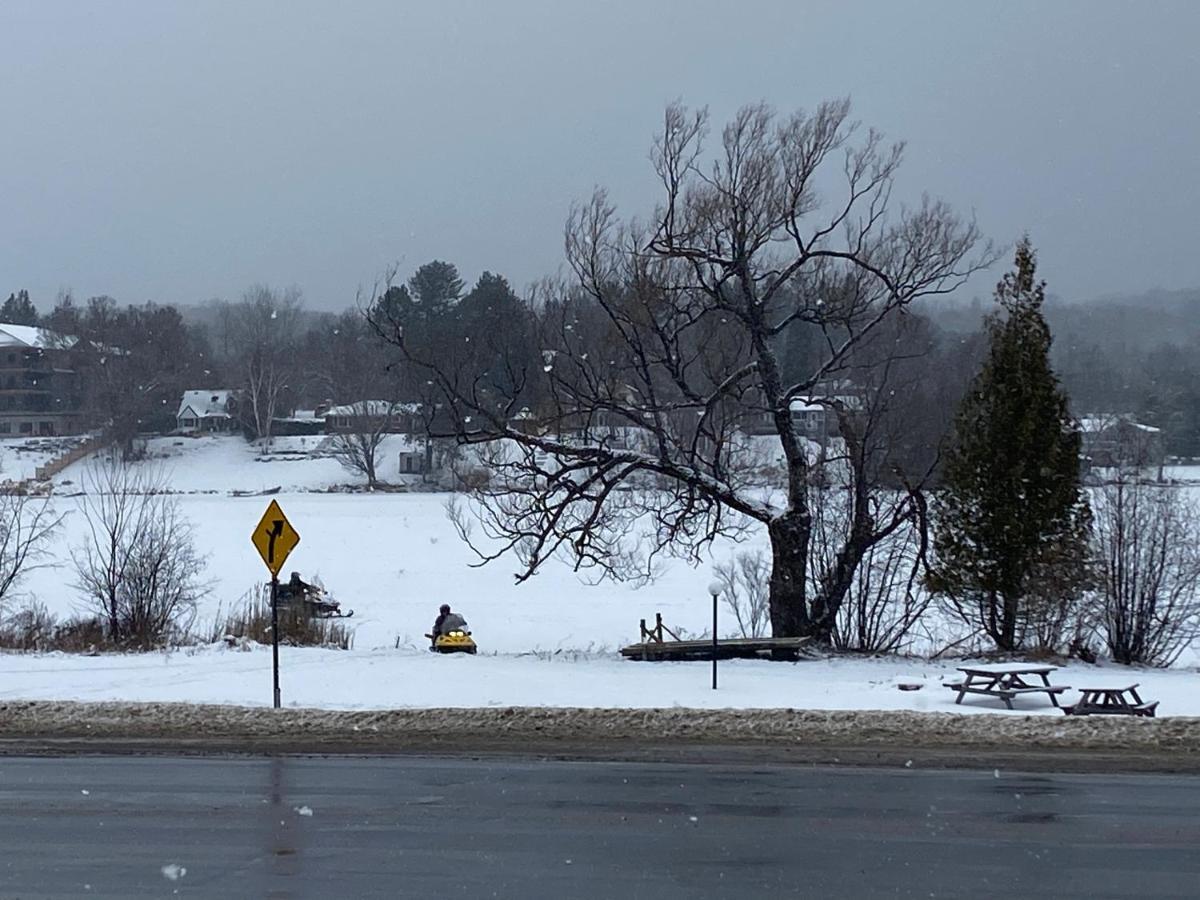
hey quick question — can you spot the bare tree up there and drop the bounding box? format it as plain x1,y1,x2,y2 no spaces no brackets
378,100,993,642
49,297,208,459
0,489,63,611
314,308,411,488
814,488,932,654
327,400,408,488
1092,472,1200,666
72,459,207,647
714,549,771,638
232,285,302,442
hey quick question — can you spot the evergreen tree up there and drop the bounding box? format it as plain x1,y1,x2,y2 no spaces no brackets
0,289,39,326
407,260,463,317
370,283,412,326
456,272,536,400
930,238,1091,651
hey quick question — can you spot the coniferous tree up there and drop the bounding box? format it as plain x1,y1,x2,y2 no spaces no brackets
930,238,1091,652
368,263,464,478
1,290,39,326
407,260,463,317
456,272,537,401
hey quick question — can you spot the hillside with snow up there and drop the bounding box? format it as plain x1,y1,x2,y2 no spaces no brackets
0,434,1194,715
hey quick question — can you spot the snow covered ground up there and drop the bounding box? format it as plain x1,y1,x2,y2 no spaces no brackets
0,435,89,483
0,434,1193,716
2,644,1197,716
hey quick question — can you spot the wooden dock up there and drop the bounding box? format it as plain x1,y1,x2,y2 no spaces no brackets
619,635,812,661
619,613,811,661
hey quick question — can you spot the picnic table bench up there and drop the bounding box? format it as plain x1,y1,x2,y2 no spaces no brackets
1062,684,1158,717
945,663,1069,710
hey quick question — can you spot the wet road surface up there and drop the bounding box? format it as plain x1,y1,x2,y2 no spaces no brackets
0,755,1197,898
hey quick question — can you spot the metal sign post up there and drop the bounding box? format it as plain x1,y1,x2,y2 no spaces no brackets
251,499,300,709
270,576,281,708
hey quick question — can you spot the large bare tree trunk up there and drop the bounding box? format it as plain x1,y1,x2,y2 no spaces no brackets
767,511,812,638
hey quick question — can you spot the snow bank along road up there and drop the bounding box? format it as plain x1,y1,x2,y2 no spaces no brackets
2,701,1199,772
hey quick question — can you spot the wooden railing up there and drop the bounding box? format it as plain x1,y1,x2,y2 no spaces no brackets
638,612,683,644
34,435,106,481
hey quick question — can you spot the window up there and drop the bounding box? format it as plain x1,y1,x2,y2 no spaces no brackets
0,422,9,434
19,422,32,434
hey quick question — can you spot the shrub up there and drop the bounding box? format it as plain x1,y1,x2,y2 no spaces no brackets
211,587,352,650
0,601,112,653
1093,475,1200,666
72,460,207,648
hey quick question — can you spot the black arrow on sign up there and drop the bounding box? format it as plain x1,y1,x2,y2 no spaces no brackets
266,519,284,563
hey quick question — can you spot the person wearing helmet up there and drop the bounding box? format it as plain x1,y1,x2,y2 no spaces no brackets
279,571,311,605
431,603,467,648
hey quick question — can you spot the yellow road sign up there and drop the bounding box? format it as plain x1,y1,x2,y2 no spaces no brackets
251,499,300,577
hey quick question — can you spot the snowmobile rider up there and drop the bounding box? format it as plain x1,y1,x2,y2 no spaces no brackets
432,603,468,648
281,571,311,602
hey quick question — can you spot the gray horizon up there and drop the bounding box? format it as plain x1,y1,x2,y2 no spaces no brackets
2,0,1198,312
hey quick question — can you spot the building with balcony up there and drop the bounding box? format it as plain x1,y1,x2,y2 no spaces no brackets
0,323,81,436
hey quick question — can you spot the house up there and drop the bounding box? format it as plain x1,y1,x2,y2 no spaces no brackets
0,323,82,436
789,400,834,441
741,396,855,442
736,379,862,441
322,400,422,434
176,390,239,433
1079,414,1165,473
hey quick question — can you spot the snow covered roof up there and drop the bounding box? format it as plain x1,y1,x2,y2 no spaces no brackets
177,390,235,420
0,323,75,349
324,400,420,418
788,395,860,413
1079,414,1162,434
788,400,825,414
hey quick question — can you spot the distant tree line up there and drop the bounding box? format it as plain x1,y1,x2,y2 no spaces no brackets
0,264,537,461
13,270,1195,468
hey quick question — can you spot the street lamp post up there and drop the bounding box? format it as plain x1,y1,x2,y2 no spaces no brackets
707,580,723,690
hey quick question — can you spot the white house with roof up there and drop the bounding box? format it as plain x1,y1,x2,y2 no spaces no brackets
176,390,238,434
1078,413,1164,474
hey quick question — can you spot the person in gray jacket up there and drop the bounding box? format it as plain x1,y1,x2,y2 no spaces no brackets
431,603,468,648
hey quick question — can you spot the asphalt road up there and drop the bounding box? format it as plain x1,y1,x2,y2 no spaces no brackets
0,755,1197,899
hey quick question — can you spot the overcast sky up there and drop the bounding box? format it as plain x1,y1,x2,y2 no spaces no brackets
3,0,1198,312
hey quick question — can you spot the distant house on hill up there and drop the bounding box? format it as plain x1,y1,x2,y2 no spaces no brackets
0,322,82,437
321,400,422,434
176,390,239,434
1078,413,1164,474
741,392,861,443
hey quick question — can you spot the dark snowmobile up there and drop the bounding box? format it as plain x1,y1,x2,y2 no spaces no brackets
275,573,354,619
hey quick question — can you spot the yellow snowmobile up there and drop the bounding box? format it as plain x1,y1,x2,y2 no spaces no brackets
426,608,477,654
428,628,477,654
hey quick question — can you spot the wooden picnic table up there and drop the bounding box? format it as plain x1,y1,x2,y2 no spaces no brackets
946,663,1069,710
1063,683,1158,717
